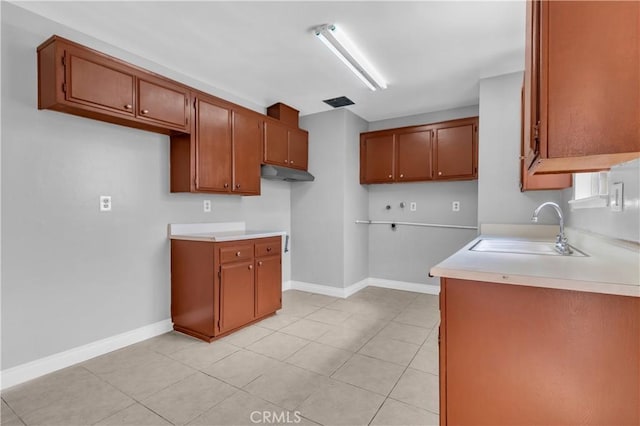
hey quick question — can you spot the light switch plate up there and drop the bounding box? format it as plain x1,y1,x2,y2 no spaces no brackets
610,182,623,212
410,202,417,211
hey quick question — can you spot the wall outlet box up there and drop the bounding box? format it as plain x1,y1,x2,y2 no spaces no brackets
203,200,212,212
100,196,111,212
452,201,460,212
610,182,623,212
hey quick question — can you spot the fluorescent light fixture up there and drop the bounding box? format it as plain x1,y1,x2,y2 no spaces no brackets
314,24,387,91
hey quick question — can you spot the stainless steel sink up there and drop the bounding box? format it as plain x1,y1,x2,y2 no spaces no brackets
469,238,588,257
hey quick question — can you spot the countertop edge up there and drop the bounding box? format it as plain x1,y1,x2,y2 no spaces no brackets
430,266,640,298
169,231,285,242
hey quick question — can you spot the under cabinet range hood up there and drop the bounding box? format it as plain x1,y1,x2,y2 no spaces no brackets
261,165,315,182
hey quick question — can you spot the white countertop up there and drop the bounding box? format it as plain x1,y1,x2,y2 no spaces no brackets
168,222,286,242
430,226,640,298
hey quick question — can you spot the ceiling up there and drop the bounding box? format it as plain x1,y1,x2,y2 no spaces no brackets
14,1,526,122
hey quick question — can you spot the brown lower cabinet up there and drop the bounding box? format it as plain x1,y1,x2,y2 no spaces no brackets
171,236,282,342
439,278,640,425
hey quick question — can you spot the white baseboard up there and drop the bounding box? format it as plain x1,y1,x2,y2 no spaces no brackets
0,319,173,390
368,277,440,295
283,277,439,298
285,280,358,298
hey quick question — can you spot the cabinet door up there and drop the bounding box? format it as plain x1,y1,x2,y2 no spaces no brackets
232,110,261,195
397,128,433,182
434,122,477,180
195,97,232,192
219,261,255,334
543,1,640,159
263,121,289,166
64,46,135,117
360,134,395,183
255,256,282,318
137,77,189,131
288,129,309,170
520,86,572,191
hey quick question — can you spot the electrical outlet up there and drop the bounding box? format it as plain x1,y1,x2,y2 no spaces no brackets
100,196,111,212
452,201,460,212
203,200,212,212
410,202,417,211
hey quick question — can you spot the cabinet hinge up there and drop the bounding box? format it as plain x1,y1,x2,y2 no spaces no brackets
218,268,221,279
61,55,65,66
194,176,198,188
217,319,220,329
193,98,197,109
533,120,541,152
62,83,67,93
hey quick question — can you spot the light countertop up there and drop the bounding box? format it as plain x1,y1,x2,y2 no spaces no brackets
430,226,640,298
168,222,286,242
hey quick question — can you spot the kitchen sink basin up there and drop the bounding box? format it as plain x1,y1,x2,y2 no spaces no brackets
469,238,588,257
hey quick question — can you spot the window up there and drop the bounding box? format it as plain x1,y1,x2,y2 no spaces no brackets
568,171,609,209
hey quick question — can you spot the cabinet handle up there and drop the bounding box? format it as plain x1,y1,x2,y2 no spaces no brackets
235,184,241,189
388,174,392,179
438,171,442,176
124,104,132,110
400,174,404,178
224,183,229,188
141,109,149,115
236,251,241,257
267,247,272,252
248,264,253,270
258,261,263,266
285,160,288,164
290,160,294,164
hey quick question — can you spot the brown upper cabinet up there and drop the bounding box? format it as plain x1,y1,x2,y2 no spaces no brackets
523,0,640,174
38,35,190,135
360,133,396,183
263,120,309,171
360,117,477,184
170,93,261,196
433,118,477,180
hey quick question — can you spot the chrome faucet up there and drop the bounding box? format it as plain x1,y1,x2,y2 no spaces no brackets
531,202,573,255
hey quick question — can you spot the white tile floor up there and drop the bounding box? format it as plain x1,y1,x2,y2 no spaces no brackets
1,287,440,425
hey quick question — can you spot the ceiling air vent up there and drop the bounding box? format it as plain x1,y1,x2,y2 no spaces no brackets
323,96,354,108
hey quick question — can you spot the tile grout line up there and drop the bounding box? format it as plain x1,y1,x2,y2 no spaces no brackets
79,365,179,426
2,396,28,426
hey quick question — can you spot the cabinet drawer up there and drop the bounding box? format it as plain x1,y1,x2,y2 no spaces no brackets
255,237,281,257
219,243,254,264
